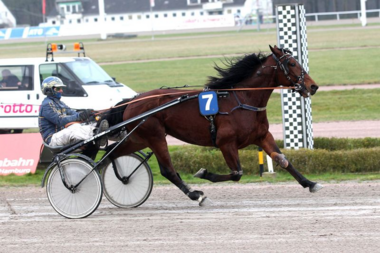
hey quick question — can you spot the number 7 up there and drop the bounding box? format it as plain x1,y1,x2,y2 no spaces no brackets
202,94,213,111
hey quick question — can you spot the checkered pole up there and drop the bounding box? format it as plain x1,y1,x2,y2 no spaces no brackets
276,3,313,149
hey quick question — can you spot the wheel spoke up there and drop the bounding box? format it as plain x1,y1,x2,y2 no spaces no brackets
47,159,103,219
102,153,153,208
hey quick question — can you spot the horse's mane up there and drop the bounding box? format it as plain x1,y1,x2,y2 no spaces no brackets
106,98,131,126
205,53,267,89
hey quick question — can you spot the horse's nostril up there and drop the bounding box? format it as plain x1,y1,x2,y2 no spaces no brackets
311,84,318,93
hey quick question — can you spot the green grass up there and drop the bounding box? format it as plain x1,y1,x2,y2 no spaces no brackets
265,89,380,123
103,57,218,91
102,46,380,92
310,89,380,122
1,25,380,87
309,48,380,86
0,169,45,186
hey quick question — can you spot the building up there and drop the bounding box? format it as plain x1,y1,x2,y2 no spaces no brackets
0,0,16,28
44,0,272,34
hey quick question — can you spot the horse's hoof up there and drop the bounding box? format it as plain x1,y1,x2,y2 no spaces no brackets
187,190,204,201
198,196,212,206
310,183,323,193
194,168,206,178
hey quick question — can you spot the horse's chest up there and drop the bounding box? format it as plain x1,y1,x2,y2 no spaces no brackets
221,111,268,141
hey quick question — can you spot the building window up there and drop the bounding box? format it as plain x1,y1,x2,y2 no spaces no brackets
155,14,159,18
227,9,232,14
164,13,168,18
85,18,88,22
182,12,186,17
128,15,133,20
120,16,124,21
77,19,81,23
94,18,98,22
111,17,115,21
191,12,195,16
66,5,70,12
52,20,56,25
200,11,204,16
173,13,177,17
188,0,200,5
137,15,141,19
72,5,77,13
146,14,150,19
68,19,72,24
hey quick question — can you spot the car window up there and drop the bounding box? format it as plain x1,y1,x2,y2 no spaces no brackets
39,63,57,83
39,63,85,97
65,58,116,85
0,65,34,91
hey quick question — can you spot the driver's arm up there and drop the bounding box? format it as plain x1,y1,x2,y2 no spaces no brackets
42,101,80,128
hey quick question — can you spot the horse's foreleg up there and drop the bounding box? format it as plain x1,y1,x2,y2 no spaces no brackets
260,132,323,193
194,144,243,183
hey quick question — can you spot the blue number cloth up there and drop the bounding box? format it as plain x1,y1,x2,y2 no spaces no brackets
198,91,219,116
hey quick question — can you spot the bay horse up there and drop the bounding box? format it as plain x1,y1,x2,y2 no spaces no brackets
105,45,322,205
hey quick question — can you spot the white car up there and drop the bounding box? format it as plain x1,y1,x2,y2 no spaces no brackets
0,43,136,133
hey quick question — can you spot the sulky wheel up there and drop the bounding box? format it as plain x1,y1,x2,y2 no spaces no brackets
102,153,153,208
46,158,103,219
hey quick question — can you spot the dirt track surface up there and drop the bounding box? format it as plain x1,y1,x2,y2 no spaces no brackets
1,182,380,252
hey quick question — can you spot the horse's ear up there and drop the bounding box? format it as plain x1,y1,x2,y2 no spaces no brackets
269,45,279,55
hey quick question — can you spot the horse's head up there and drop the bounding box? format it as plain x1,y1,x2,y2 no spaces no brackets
269,45,318,97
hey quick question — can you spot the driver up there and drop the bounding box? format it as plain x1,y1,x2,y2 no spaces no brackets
1,69,21,88
38,76,108,148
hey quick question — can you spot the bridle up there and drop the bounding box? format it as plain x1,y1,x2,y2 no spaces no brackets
269,50,307,95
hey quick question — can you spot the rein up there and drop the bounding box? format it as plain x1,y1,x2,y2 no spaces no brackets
93,86,295,116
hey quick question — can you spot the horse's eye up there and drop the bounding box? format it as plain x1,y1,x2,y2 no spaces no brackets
290,63,296,67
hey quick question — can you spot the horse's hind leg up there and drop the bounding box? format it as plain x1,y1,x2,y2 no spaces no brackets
260,132,323,193
194,144,243,182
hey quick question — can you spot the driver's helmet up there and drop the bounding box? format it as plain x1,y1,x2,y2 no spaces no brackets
41,76,66,96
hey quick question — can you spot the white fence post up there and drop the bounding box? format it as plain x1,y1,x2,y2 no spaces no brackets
266,155,274,173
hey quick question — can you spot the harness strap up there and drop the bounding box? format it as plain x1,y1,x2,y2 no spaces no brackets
271,52,307,94
205,115,218,147
230,91,266,113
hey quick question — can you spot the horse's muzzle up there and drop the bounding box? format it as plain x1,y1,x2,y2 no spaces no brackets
310,84,319,95
295,83,315,98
